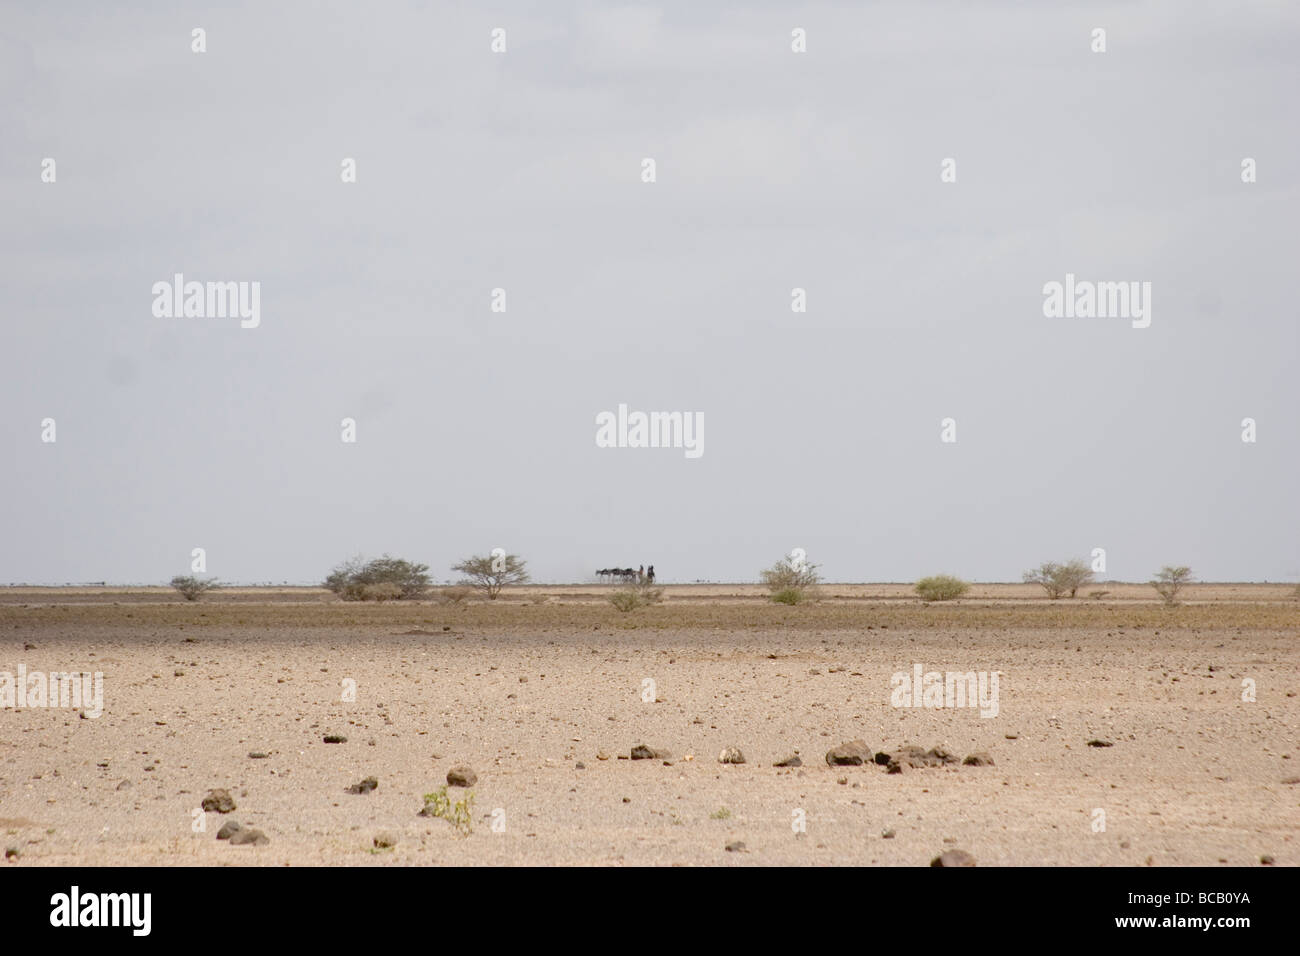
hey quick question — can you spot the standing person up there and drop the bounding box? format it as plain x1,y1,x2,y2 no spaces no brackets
638,565,645,583
647,565,655,584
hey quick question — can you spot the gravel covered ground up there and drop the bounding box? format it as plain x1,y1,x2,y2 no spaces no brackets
1,587,1296,866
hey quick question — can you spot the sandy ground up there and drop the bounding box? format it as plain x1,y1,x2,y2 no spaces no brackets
1,588,1297,866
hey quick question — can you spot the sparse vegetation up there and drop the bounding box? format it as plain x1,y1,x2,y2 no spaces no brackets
169,575,219,601
324,555,430,601
710,807,732,820
452,553,530,600
421,785,474,835
914,575,970,602
1151,566,1193,605
1023,559,1094,599
609,581,663,612
434,585,472,606
760,556,822,605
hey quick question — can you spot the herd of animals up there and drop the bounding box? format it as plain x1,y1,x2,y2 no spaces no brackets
596,564,655,584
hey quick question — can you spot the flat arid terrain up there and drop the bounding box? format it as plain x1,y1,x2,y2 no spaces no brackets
1,585,1296,866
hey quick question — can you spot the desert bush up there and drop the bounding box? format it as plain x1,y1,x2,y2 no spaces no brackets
452,553,530,600
609,582,664,612
420,786,474,836
360,582,401,602
435,585,473,606
915,575,970,602
1023,559,1093,599
760,556,822,604
324,555,430,601
169,575,219,601
1151,566,1193,605
770,587,805,605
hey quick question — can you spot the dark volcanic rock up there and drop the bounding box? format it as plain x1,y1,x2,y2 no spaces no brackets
1086,739,1114,748
323,734,347,744
216,820,243,840
931,849,977,867
773,755,803,767
228,827,269,846
201,788,236,813
446,766,477,787
630,744,669,760
346,776,379,795
825,740,873,766
881,746,960,771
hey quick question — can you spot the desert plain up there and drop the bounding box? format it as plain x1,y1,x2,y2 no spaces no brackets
1,583,1296,866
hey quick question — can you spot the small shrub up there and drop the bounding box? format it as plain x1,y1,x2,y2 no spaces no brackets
435,586,472,606
170,575,219,601
760,555,822,604
420,785,474,835
914,575,970,602
1151,566,1193,605
609,583,663,612
709,807,732,820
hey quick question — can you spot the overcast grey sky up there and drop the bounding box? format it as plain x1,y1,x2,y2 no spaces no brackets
2,1,1297,585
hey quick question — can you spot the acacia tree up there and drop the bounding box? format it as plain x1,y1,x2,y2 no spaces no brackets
1023,559,1094,599
1151,566,1193,605
453,553,530,599
323,555,430,601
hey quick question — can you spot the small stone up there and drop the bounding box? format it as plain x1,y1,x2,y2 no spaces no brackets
4,847,19,860
575,762,586,770
882,828,896,839
631,744,669,760
725,841,747,852
116,780,132,790
1260,854,1275,865
773,755,802,767
446,766,477,787
323,734,347,744
248,752,269,759
596,750,611,761
718,747,745,765
962,752,995,767
216,820,243,840
825,740,873,766
201,789,236,813
346,776,379,795
373,831,399,849
1086,739,1114,748
931,849,977,867
228,827,269,846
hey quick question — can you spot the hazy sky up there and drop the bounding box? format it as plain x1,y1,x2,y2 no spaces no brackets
2,1,1297,585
